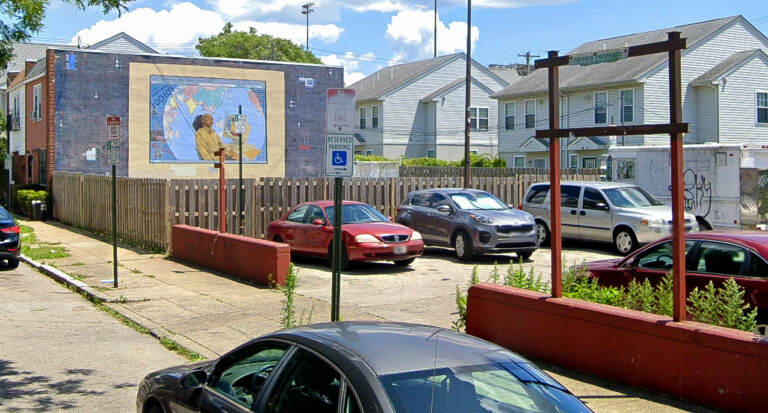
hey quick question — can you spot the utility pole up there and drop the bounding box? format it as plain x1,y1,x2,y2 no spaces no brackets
518,50,540,75
301,3,315,52
464,0,471,186
434,0,438,58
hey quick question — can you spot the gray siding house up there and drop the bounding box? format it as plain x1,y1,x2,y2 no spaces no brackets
493,16,768,169
349,53,508,160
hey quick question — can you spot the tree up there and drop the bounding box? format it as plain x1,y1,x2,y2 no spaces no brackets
196,23,322,64
0,0,131,69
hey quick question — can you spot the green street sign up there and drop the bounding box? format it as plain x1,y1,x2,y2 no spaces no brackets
569,48,628,66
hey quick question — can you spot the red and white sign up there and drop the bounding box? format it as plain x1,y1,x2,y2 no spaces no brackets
107,115,121,140
325,89,355,134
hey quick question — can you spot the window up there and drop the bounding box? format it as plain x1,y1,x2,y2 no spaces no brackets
11,95,20,131
603,186,663,208
750,253,768,278
532,158,545,169
635,241,694,270
449,192,507,211
582,157,598,169
343,384,362,413
525,184,549,205
621,89,634,123
616,159,636,181
513,155,525,168
582,187,608,210
411,192,431,207
213,341,289,410
359,107,366,129
525,100,535,128
286,205,309,223
371,105,379,129
32,84,42,121
569,154,578,169
560,185,581,208
428,193,449,208
504,102,515,130
470,107,488,131
426,149,436,158
365,150,373,156
594,92,607,124
757,92,768,124
304,205,326,225
693,241,747,276
265,349,341,413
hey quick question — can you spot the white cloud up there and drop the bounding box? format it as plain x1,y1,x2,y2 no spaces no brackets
321,51,376,85
350,1,408,13
344,72,366,85
385,9,479,62
231,21,343,46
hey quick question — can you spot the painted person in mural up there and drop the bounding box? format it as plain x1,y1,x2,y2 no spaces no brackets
194,113,239,161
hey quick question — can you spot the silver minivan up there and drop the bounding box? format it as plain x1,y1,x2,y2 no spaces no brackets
522,182,697,254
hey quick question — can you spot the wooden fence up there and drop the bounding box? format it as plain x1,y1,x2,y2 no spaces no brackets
400,166,602,178
53,168,602,251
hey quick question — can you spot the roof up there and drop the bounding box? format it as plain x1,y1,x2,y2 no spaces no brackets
531,181,637,189
26,59,46,79
290,322,527,376
493,16,741,99
643,231,768,255
691,49,767,85
420,76,495,102
0,42,77,87
349,53,507,102
88,32,159,54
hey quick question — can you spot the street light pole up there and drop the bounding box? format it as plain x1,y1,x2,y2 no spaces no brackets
301,3,315,52
464,0,471,186
434,0,438,58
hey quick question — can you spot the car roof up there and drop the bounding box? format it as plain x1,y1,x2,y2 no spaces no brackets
528,181,636,190
408,188,488,195
686,231,768,250
298,200,366,208
280,321,526,376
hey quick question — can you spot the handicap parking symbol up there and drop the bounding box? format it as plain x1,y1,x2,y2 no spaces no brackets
332,151,347,166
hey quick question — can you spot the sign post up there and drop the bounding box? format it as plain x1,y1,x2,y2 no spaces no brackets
106,115,121,288
325,88,355,322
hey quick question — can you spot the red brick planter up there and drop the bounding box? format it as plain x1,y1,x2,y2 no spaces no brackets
171,225,290,286
467,283,768,412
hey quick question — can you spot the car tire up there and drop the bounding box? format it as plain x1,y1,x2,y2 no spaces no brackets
328,243,351,270
393,257,415,267
536,221,550,247
146,404,164,413
454,231,474,261
272,235,283,243
517,251,533,261
613,228,638,255
6,258,19,269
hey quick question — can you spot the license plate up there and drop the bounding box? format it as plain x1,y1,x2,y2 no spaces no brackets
393,245,407,255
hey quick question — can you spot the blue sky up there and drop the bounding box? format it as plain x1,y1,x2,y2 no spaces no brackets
31,0,768,84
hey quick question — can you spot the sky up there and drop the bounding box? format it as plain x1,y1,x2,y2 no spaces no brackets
28,0,768,85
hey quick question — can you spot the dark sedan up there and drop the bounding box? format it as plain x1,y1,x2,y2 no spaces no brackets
586,231,768,323
137,322,591,413
0,206,20,269
396,189,537,261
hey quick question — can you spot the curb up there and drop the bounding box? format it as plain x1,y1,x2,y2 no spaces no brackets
20,254,150,304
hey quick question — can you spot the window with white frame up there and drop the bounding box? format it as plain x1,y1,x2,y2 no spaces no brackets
11,95,20,131
594,93,607,124
621,89,634,123
569,154,578,169
359,107,366,129
469,107,489,131
371,105,379,129
582,157,598,169
32,84,42,121
525,100,535,128
504,102,515,130
757,92,768,124
513,155,525,168
532,158,545,168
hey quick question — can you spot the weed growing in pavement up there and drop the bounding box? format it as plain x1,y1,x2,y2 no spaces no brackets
160,337,205,361
505,259,547,293
452,266,479,332
145,274,156,278
280,264,299,329
19,224,71,260
71,262,85,266
488,262,500,284
688,278,758,332
130,268,142,274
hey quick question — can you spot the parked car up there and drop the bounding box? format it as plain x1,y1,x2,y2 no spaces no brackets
585,231,768,323
136,321,592,413
396,189,537,261
267,201,423,269
522,182,697,255
0,206,20,269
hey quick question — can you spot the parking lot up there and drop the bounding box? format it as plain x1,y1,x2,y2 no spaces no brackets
294,241,621,328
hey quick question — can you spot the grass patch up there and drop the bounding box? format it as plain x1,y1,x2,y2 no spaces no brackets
69,272,85,281
159,337,205,361
71,262,85,266
130,268,142,274
22,245,70,260
144,274,156,278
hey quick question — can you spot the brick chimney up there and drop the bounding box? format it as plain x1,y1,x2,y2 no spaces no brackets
6,71,20,85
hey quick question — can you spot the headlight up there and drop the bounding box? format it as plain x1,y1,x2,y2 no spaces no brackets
526,213,534,222
470,214,494,224
410,231,422,241
640,218,665,227
354,234,379,243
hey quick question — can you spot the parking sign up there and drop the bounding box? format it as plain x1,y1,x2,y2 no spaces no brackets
325,135,354,177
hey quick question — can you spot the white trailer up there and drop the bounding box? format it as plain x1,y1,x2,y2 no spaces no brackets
608,144,768,230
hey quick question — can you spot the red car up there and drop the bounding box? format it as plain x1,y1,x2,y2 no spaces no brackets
267,201,424,269
586,231,768,322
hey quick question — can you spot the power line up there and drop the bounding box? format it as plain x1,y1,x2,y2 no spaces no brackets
517,50,540,75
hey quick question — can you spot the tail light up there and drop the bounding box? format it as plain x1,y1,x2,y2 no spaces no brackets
1,226,19,234
518,204,523,210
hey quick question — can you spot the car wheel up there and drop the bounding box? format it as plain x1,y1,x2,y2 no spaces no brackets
272,235,283,243
454,231,474,261
517,251,533,261
328,243,351,270
393,257,416,267
536,221,550,247
6,258,19,269
613,229,637,255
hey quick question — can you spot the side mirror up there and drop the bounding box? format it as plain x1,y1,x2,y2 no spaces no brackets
321,225,334,233
597,203,610,211
507,204,515,209
387,216,393,221
436,205,451,213
181,370,207,389
312,219,325,226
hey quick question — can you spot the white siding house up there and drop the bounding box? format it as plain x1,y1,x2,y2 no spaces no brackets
493,16,768,168
349,53,508,160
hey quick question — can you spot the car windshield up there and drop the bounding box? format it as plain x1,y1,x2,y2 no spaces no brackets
380,362,589,413
325,204,389,224
603,187,664,208
450,192,507,210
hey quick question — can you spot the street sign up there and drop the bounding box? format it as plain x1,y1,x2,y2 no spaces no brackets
230,114,247,135
325,134,354,177
107,115,121,140
569,47,628,66
326,88,355,134
106,140,120,165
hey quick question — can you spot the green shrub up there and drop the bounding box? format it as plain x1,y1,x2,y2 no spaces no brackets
354,155,394,162
457,153,507,168
504,260,547,293
16,189,50,205
452,265,479,332
687,278,758,332
562,266,624,307
401,157,455,167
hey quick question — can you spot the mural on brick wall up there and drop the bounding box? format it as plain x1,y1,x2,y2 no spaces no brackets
149,76,267,163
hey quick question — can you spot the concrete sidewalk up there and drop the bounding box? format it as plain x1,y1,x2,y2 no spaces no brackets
19,218,717,413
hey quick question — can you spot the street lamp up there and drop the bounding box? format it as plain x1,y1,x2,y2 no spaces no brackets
301,2,315,52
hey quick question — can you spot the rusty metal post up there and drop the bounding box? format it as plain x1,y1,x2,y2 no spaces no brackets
668,32,686,321
214,148,227,233
547,50,562,298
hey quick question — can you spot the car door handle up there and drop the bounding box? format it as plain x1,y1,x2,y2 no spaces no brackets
570,210,577,215
579,210,586,216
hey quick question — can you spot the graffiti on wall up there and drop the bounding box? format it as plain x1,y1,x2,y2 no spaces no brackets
669,168,713,217
759,170,768,223
149,76,267,163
